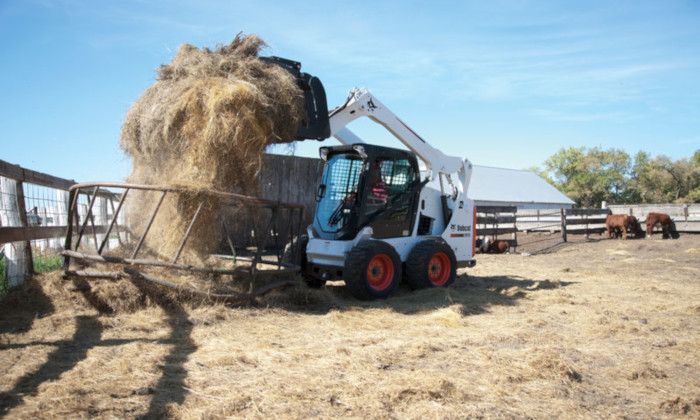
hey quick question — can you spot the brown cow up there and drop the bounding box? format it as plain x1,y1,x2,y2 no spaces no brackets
488,240,510,254
645,212,677,239
626,215,643,238
606,214,631,240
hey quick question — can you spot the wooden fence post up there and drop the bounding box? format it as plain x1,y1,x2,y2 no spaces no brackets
0,176,33,287
560,208,568,243
47,189,69,251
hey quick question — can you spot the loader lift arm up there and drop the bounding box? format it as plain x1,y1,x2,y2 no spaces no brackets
327,88,472,190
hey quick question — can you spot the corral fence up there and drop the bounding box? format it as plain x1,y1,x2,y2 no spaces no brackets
479,204,700,254
1,155,320,293
475,206,518,251
476,207,611,254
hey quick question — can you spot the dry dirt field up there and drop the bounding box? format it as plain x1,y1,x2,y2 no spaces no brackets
1,234,699,419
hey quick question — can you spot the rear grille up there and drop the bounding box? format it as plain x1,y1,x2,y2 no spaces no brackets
417,215,433,235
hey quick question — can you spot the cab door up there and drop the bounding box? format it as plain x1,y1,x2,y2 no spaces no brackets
362,157,419,239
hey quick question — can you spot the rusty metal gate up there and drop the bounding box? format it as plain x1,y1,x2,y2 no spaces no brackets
62,182,306,303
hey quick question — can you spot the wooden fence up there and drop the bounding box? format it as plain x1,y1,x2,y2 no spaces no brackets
477,207,614,248
259,153,321,238
0,155,322,290
476,206,518,250
560,208,611,242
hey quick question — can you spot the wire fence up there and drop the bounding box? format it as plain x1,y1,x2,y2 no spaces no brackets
1,165,75,292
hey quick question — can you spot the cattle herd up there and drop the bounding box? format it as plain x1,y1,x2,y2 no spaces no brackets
606,212,678,240
476,212,678,255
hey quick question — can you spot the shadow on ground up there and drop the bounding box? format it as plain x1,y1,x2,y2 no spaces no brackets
275,272,577,317
0,315,102,418
0,276,197,419
130,280,197,420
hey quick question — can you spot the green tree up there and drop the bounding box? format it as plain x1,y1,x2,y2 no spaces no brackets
590,148,632,203
542,147,589,206
632,154,698,203
629,151,662,203
681,149,700,203
541,147,630,207
534,147,699,206
660,156,695,202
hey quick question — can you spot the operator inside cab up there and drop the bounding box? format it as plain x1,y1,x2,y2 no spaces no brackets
365,160,389,214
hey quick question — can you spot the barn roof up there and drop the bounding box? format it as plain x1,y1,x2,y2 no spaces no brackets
469,165,575,208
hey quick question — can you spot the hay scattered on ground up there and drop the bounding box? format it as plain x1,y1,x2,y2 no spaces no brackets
120,33,305,260
3,235,700,419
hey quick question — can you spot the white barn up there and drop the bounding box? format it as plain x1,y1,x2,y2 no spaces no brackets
469,165,574,210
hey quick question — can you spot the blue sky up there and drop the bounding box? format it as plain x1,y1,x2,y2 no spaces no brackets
1,0,699,183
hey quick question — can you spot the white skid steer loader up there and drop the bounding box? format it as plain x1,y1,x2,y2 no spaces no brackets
270,57,476,300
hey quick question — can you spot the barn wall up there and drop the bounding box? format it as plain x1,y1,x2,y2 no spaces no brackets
257,154,321,236
260,154,321,213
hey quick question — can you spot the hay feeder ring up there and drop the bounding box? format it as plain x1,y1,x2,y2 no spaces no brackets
61,182,306,303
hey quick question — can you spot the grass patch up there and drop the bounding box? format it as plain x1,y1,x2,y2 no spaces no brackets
34,255,63,274
0,254,62,296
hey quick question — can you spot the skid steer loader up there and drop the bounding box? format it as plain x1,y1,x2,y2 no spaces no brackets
269,57,476,300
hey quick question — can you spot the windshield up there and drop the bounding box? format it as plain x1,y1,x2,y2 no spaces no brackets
315,154,363,233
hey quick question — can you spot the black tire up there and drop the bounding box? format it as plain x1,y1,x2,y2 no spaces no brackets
405,239,457,289
344,240,402,300
283,235,325,288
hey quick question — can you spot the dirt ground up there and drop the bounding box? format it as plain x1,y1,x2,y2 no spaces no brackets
1,234,699,419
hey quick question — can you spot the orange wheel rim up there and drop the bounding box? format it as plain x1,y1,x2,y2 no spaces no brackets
428,252,451,286
367,254,394,291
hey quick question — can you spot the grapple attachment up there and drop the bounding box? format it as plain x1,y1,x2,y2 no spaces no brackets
261,56,330,141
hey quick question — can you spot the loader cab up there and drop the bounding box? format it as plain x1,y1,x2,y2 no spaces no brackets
313,144,421,241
